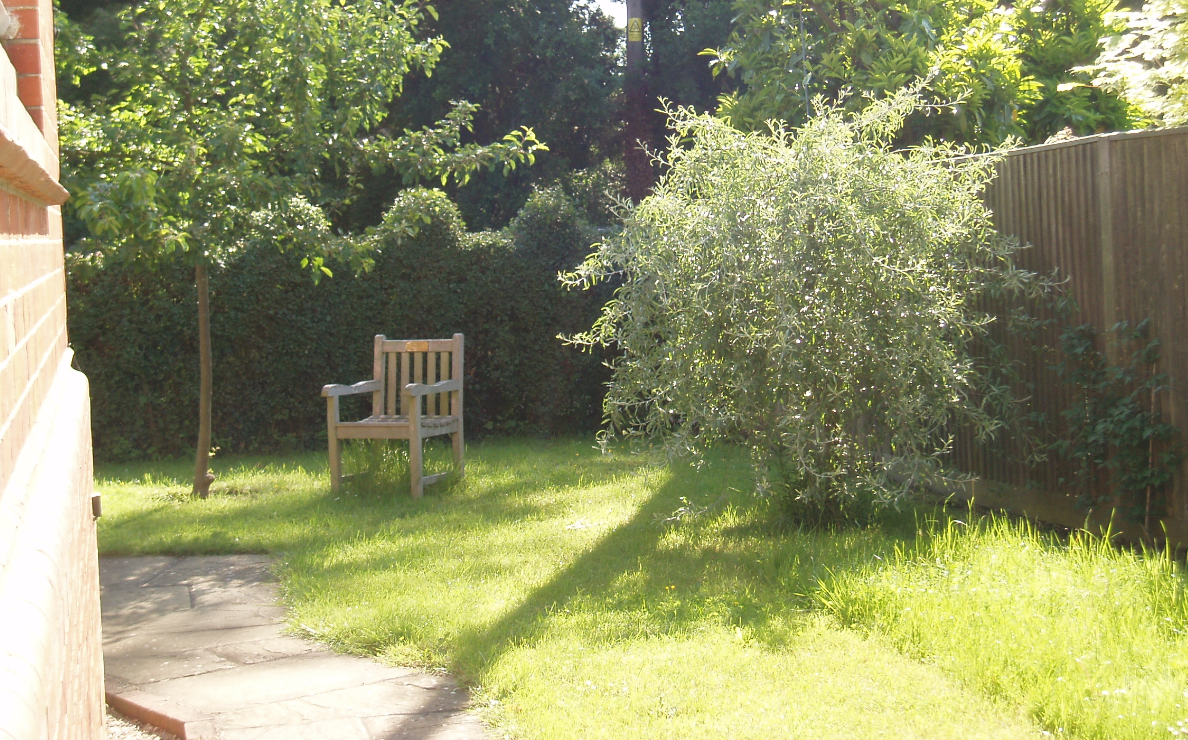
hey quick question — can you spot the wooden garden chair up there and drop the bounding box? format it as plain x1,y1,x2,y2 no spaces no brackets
321,334,464,497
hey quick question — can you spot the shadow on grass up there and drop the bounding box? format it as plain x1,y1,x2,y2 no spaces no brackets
97,438,662,555
441,455,904,682
98,438,912,690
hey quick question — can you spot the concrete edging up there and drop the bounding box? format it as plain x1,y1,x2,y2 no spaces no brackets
104,674,217,740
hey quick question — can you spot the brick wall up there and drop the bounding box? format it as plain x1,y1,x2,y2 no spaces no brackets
2,0,57,155
0,0,104,737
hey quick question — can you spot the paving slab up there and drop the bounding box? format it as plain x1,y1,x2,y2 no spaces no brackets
101,556,487,740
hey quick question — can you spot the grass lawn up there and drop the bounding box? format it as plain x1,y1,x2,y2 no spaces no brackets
96,438,1188,739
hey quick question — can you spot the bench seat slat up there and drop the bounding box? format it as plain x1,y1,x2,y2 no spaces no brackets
337,414,456,426
334,419,459,440
334,416,458,440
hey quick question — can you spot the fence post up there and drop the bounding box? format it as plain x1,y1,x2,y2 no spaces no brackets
1096,137,1117,364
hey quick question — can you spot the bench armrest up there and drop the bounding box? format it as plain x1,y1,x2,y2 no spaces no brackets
403,379,461,397
322,380,382,398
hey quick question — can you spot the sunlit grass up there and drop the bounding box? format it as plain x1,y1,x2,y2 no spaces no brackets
106,438,1188,738
819,515,1188,740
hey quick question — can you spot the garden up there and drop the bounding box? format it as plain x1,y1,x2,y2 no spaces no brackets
62,0,1188,737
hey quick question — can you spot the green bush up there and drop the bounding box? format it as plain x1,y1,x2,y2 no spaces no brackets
564,92,1052,522
68,188,609,461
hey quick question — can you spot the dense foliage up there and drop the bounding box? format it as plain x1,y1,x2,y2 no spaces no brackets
707,0,1133,144
1014,0,1134,140
381,0,738,225
68,188,609,462
1088,0,1188,126
565,92,1051,520
367,0,621,230
646,0,737,113
58,0,542,269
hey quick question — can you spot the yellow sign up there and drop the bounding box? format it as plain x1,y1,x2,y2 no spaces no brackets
627,17,643,42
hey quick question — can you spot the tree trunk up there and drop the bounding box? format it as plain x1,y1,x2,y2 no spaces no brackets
193,261,215,498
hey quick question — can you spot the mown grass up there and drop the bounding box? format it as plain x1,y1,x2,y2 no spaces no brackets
95,438,1188,739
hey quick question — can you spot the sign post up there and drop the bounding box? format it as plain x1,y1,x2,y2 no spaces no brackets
626,0,644,70
625,0,651,202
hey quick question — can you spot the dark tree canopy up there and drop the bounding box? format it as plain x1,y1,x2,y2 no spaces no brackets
376,0,623,229
645,0,736,113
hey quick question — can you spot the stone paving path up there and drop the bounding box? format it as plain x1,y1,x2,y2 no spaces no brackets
101,556,487,740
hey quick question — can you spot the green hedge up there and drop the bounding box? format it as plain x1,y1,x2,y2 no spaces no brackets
67,187,612,461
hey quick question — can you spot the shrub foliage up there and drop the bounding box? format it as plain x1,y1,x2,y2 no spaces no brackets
565,93,1051,517
69,188,609,461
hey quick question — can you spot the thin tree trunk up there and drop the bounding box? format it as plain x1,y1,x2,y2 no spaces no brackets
193,261,215,498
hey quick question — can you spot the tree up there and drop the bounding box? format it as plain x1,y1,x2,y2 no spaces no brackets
1013,0,1134,139
708,0,1038,144
564,91,1051,523
626,0,738,200
1086,0,1188,127
59,0,543,497
645,0,736,111
364,0,620,228
705,0,1134,145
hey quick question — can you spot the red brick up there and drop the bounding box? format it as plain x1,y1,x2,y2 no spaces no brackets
3,41,40,76
16,76,41,107
0,193,11,235
10,8,39,40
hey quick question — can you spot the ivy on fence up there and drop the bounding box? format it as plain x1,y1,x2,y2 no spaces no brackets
1051,318,1183,529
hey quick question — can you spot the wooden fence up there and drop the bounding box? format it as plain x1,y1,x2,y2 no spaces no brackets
949,126,1188,543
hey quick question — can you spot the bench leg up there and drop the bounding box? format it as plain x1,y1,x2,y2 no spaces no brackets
410,438,423,498
329,436,341,492
452,429,464,478
410,410,423,498
327,398,341,492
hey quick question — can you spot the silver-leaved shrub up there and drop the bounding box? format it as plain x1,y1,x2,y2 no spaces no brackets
564,91,1051,522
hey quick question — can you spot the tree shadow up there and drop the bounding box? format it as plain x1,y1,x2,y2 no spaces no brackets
445,456,899,681
98,441,907,692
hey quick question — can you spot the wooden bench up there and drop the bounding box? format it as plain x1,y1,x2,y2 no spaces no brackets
321,334,464,497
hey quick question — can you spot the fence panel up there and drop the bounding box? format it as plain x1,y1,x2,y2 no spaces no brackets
951,127,1188,540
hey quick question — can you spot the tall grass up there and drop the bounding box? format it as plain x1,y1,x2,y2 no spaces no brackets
818,514,1188,739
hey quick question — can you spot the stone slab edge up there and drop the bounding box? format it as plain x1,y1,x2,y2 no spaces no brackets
104,674,217,740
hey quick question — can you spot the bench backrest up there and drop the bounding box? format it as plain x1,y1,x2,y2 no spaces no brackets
372,334,463,418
